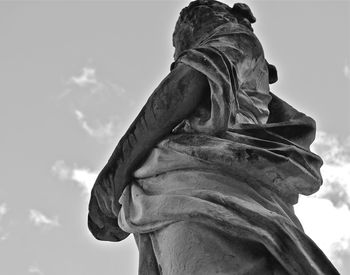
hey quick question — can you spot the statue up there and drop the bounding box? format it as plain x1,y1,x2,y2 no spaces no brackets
88,1,340,274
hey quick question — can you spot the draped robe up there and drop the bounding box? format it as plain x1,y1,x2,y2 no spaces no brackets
88,22,339,275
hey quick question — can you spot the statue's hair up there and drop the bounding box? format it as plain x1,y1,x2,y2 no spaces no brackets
172,1,278,84
173,1,256,58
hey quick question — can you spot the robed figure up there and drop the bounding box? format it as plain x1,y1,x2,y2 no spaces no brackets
88,1,339,274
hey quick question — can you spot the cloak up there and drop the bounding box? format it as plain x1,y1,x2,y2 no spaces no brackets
88,22,338,275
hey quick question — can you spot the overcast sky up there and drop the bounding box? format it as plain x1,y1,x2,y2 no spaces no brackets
0,1,349,274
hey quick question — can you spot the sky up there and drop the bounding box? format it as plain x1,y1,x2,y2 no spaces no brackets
0,0,349,274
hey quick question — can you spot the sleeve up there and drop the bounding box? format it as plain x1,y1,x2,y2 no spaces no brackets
174,27,271,131
88,63,210,241
174,46,237,134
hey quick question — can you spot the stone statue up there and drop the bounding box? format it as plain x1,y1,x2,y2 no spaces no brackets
88,1,340,274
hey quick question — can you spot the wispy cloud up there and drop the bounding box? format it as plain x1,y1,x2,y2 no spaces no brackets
295,131,350,270
66,65,125,95
70,67,98,87
28,266,44,275
60,64,127,141
0,203,9,241
29,209,59,228
344,64,350,79
51,160,71,180
74,109,114,139
52,160,97,196
0,233,9,241
0,203,7,218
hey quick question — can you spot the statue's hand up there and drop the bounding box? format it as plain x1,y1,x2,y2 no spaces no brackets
87,163,131,241
88,182,129,241
91,164,129,218
111,169,129,215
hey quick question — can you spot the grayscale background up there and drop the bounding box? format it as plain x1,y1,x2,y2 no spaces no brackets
0,0,349,274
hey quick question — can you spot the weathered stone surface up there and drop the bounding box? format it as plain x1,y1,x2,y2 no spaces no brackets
88,1,340,274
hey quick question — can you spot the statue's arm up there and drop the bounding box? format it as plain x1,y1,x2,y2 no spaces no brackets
90,63,210,216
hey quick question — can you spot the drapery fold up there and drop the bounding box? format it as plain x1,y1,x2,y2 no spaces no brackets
88,21,339,275
118,125,333,274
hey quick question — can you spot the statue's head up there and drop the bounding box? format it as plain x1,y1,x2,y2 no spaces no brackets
173,0,256,59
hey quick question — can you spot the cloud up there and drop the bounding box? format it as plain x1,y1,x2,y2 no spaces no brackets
28,266,44,275
71,167,97,195
29,209,59,228
60,64,128,141
0,203,7,218
65,64,126,106
0,233,9,241
74,109,114,139
52,160,97,196
51,160,71,180
295,131,350,271
296,196,350,268
0,203,9,241
344,64,350,79
70,67,97,87
67,66,125,95
311,131,350,208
